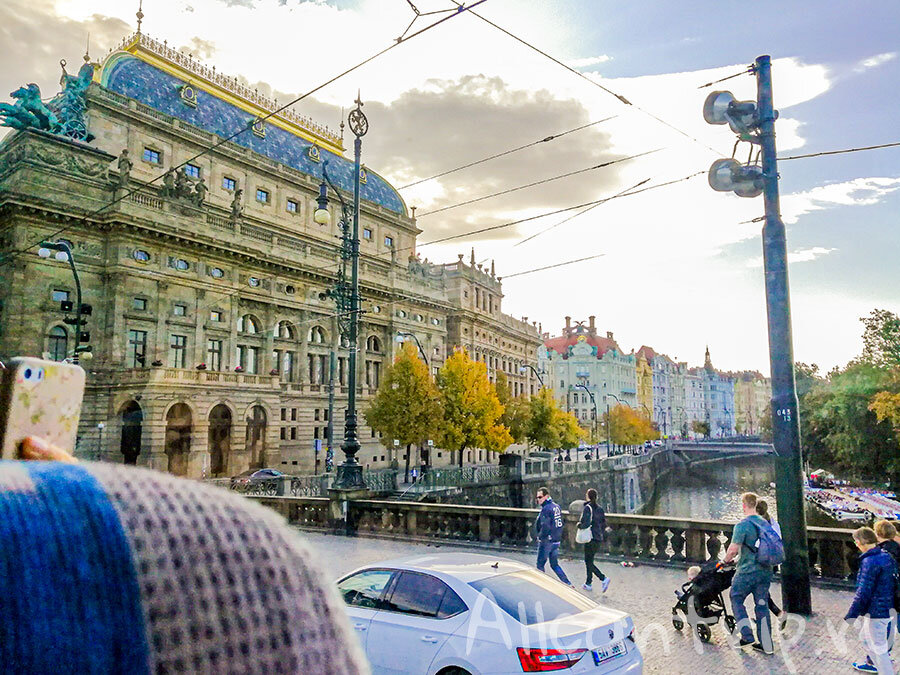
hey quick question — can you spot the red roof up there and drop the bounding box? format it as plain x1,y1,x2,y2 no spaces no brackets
544,334,621,359
636,345,656,361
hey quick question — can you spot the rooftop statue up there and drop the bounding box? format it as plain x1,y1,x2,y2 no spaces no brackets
0,83,59,132
0,59,95,142
48,59,95,142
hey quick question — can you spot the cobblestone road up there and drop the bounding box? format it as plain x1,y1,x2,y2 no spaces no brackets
300,531,879,675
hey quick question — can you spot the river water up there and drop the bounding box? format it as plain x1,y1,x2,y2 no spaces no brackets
645,456,851,528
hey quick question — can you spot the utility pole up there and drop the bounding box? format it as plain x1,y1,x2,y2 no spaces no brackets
326,350,336,473
702,55,811,615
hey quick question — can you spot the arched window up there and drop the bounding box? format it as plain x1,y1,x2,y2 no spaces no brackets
308,326,326,344
237,314,260,334
277,321,295,340
367,336,381,353
48,326,68,361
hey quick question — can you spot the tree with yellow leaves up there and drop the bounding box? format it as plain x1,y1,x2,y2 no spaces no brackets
437,349,513,467
606,404,659,445
365,342,442,481
526,388,585,451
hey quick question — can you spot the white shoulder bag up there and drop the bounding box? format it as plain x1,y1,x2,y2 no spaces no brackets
576,504,593,544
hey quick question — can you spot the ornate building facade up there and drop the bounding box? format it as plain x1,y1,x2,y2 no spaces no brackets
0,31,540,478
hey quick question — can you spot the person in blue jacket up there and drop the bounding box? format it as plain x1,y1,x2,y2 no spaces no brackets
534,487,572,585
846,526,897,674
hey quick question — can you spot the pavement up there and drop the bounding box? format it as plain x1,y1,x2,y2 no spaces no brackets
299,530,881,675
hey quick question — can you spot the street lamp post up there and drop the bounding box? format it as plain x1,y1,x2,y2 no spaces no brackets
38,240,92,363
97,422,104,460
396,331,428,365
315,95,369,492
574,380,597,458
518,364,544,389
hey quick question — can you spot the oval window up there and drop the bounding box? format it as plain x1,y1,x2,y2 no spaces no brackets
175,259,189,271
431,317,440,325
248,277,261,287
285,284,296,295
210,267,224,278
371,305,381,314
133,249,150,262
397,310,406,318
415,314,424,322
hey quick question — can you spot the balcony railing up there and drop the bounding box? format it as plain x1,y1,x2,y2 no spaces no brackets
119,367,279,388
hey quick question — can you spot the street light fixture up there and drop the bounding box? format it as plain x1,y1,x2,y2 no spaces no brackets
574,379,597,458
38,240,92,363
396,331,428,365
316,94,368,492
518,364,544,388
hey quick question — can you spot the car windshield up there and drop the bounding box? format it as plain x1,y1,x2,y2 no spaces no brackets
470,570,597,625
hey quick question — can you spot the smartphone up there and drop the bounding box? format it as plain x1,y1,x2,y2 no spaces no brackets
0,357,86,459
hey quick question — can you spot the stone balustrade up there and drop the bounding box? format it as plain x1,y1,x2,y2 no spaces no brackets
251,495,856,584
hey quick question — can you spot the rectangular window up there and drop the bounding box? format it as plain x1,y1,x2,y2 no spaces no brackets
283,351,294,382
363,228,372,240
291,427,297,440
256,188,269,204
210,310,223,322
324,409,329,422
237,345,259,374
314,409,320,421
384,235,394,248
222,176,236,191
173,303,186,316
142,148,161,164
207,339,222,371
281,408,287,422
313,427,319,440
280,427,286,440
286,199,298,213
127,330,147,368
133,297,147,311
291,408,297,422
169,334,186,368
184,163,201,179
52,289,70,303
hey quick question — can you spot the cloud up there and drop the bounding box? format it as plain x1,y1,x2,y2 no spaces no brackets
856,52,898,72
782,177,900,224
567,55,612,69
185,37,216,59
746,246,837,268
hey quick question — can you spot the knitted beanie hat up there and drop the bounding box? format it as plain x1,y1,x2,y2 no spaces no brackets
0,460,369,674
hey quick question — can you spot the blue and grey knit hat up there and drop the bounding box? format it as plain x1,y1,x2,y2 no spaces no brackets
0,460,368,674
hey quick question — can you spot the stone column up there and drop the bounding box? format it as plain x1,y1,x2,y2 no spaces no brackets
108,272,128,364
228,296,239,370
262,307,275,375
194,289,206,366
155,280,169,364
187,419,210,478
230,420,250,475
298,309,309,382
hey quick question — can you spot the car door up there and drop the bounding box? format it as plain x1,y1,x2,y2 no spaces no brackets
336,569,396,657
366,571,468,675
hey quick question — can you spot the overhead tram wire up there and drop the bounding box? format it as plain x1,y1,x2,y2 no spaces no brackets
778,141,900,161
397,116,617,190
697,68,754,89
415,148,661,217
448,0,726,157
0,0,491,268
497,253,605,280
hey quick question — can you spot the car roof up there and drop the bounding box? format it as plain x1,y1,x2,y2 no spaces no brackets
351,552,532,584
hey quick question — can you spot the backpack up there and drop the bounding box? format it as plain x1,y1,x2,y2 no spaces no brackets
748,519,785,567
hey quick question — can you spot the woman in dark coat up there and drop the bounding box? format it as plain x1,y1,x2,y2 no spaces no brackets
579,488,609,592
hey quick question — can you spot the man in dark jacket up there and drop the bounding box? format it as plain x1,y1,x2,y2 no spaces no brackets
535,487,572,585
846,526,897,674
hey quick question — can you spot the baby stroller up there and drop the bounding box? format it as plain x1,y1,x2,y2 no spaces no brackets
671,559,736,642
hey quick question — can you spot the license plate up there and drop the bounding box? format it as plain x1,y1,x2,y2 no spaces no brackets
592,640,626,666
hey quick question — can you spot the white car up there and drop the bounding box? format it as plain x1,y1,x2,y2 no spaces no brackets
336,553,642,675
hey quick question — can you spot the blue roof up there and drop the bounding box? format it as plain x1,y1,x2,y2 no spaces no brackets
101,54,406,215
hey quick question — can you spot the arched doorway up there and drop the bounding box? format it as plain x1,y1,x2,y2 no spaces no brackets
246,405,267,469
120,401,143,465
209,404,232,477
165,403,192,476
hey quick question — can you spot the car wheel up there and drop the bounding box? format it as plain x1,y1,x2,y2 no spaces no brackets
437,669,471,675
696,623,711,642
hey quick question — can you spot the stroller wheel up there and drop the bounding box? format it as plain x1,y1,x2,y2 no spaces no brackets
724,615,736,634
696,623,712,642
672,612,684,631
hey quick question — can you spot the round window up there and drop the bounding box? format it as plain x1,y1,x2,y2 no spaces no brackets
175,259,189,271
415,314,423,322
133,249,150,262
397,310,406,318
285,284,296,295
210,267,224,278
248,277,260,287
431,317,440,325
371,305,381,314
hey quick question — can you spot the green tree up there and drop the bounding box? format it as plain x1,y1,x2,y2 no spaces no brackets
691,420,711,438
437,349,513,466
524,388,583,451
494,372,531,444
364,342,442,481
860,309,900,370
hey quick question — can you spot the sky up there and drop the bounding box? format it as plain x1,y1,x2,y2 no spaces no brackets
2,0,898,375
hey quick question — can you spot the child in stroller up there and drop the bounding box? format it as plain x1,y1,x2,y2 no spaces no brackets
672,559,737,642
